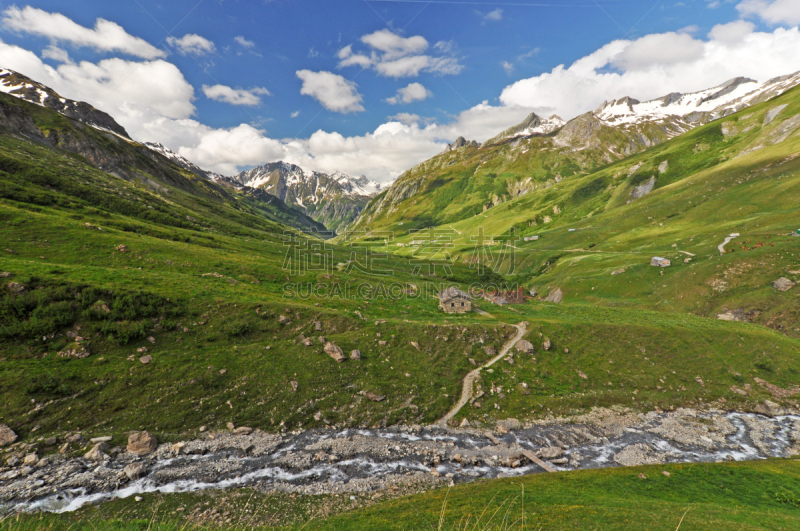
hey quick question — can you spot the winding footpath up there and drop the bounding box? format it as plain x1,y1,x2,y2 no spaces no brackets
437,320,527,427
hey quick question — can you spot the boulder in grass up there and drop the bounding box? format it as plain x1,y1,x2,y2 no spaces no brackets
0,424,18,447
542,338,552,351
324,342,346,363
515,340,535,354
544,288,563,304
364,391,386,402
127,431,157,456
773,277,795,292
350,350,362,360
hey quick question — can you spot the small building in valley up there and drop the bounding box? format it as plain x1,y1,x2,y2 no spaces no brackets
438,287,472,314
651,256,671,267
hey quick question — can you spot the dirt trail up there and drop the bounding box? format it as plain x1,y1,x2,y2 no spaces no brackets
437,320,527,427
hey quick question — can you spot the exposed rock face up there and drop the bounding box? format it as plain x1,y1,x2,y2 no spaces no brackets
545,288,563,304
230,162,385,233
774,277,795,292
631,176,656,199
443,136,479,152
324,342,346,363
58,343,90,359
127,431,158,456
0,424,17,446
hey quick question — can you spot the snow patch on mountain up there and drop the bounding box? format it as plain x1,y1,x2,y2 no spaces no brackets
594,72,800,126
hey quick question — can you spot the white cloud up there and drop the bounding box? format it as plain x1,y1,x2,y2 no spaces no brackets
4,8,800,184
41,45,72,64
203,85,270,106
386,82,431,104
708,20,756,43
737,0,800,25
502,61,514,74
611,32,705,70
234,36,255,48
499,26,800,122
2,6,164,59
338,29,463,78
291,110,300,118
296,70,365,113
484,9,504,21
361,29,429,60
167,34,216,55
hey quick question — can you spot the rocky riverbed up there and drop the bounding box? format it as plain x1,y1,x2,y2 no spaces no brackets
2,407,799,515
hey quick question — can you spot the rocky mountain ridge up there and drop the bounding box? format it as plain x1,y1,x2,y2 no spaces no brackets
0,69,130,139
229,162,389,232
350,70,800,234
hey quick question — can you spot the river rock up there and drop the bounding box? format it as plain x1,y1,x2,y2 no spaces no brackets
537,447,565,459
497,418,522,432
350,350,362,360
0,424,17,446
234,427,253,436
324,342,346,363
124,462,148,481
459,419,471,428
84,443,108,461
127,431,157,456
754,400,784,418
773,277,795,292
23,453,38,466
515,340,534,353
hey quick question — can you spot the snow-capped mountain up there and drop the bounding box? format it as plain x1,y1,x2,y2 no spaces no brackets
142,142,216,179
230,162,389,232
594,72,800,128
0,68,130,139
486,113,566,145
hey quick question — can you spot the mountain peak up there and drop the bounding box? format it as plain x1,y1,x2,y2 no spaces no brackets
0,68,130,139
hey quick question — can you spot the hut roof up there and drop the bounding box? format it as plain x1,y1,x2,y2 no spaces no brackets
438,287,472,303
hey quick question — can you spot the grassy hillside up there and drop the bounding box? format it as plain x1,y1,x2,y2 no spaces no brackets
348,84,800,338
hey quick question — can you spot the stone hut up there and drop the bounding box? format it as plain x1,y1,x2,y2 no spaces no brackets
438,287,472,314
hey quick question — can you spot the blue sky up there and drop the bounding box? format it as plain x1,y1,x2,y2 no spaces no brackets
1,0,799,179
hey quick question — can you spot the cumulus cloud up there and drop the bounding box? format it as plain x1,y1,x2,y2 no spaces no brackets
2,6,164,59
4,7,800,183
338,29,463,78
708,20,757,43
167,34,216,55
203,84,270,106
296,70,364,113
737,0,800,25
386,82,431,104
499,26,800,121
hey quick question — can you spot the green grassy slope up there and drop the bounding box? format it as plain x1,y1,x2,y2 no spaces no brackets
349,84,800,338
